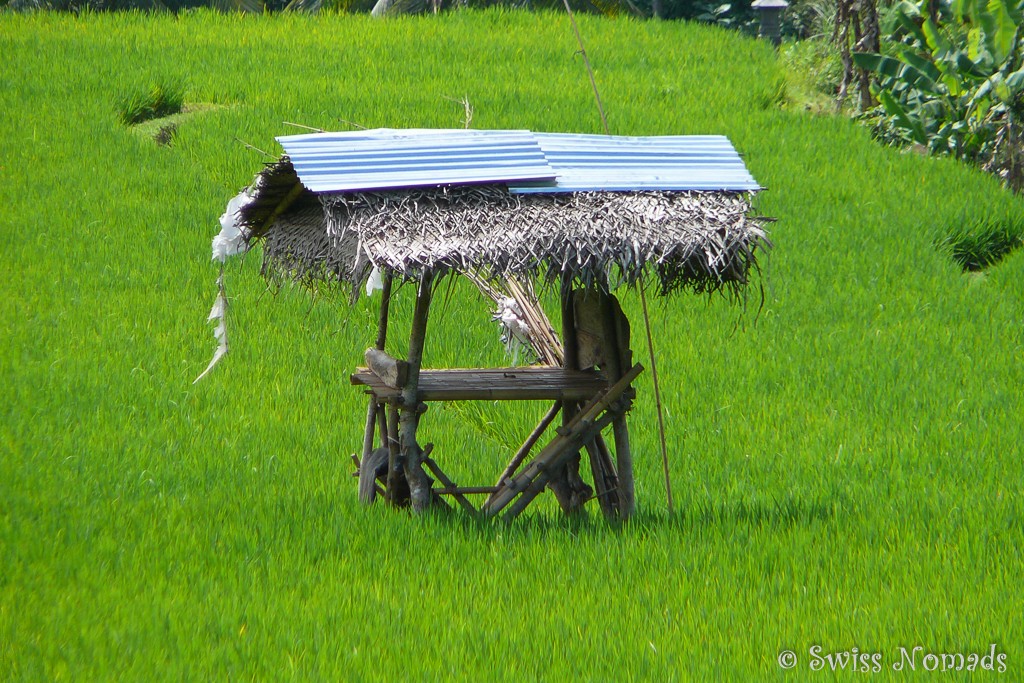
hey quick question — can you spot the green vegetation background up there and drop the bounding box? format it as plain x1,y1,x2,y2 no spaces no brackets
1,10,1022,679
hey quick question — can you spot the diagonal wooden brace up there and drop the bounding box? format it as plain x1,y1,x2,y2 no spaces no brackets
482,363,644,518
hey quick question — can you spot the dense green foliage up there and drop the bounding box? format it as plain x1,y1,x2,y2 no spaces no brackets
2,11,1023,680
854,0,1024,189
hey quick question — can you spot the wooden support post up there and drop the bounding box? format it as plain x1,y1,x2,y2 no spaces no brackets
385,401,408,506
584,438,619,519
611,419,634,518
598,287,635,519
401,270,435,513
361,401,378,466
362,273,393,466
376,405,388,451
564,281,619,518
548,275,590,515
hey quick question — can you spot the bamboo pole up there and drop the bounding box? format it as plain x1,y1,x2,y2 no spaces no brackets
484,400,562,509
433,486,499,495
500,411,619,522
611,422,634,517
584,439,618,519
362,273,393,464
376,406,388,450
485,364,643,517
423,455,477,515
639,280,674,515
401,270,435,512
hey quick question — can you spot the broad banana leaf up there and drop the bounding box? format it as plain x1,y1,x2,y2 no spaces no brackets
923,17,953,55
877,88,930,145
854,52,944,95
985,0,1018,62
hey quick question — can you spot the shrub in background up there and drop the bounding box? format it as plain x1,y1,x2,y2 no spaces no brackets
854,0,1024,190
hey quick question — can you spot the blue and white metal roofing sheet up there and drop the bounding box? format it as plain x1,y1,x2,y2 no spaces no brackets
507,133,759,193
277,129,555,193
276,128,760,194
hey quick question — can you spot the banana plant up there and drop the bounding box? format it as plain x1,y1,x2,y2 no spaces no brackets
853,0,1024,186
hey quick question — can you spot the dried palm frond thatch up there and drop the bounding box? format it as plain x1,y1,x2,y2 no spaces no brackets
238,158,769,298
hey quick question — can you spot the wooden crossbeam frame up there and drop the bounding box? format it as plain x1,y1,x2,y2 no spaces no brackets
352,271,641,520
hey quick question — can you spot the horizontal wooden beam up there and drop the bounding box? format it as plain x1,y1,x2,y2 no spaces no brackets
432,486,499,495
352,366,618,402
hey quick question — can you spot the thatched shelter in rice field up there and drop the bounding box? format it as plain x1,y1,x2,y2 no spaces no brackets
212,128,770,521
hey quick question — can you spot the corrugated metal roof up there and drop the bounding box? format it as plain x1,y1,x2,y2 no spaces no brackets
277,129,555,193
507,133,759,193
276,129,759,194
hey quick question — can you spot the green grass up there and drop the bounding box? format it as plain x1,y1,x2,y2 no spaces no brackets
129,103,226,144
2,10,1023,680
117,79,186,125
941,212,1024,271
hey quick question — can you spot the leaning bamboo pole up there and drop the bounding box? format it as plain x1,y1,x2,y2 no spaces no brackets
487,364,644,520
484,400,562,509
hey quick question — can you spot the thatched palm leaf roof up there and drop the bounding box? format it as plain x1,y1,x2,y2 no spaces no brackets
234,131,770,296
324,185,766,294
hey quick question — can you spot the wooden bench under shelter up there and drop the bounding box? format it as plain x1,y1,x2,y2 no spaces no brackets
223,127,769,520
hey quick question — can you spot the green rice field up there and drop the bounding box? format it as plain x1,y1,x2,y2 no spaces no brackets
1,10,1022,679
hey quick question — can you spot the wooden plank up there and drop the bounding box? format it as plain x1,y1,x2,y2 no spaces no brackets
351,367,610,402
573,289,605,370
599,288,635,520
